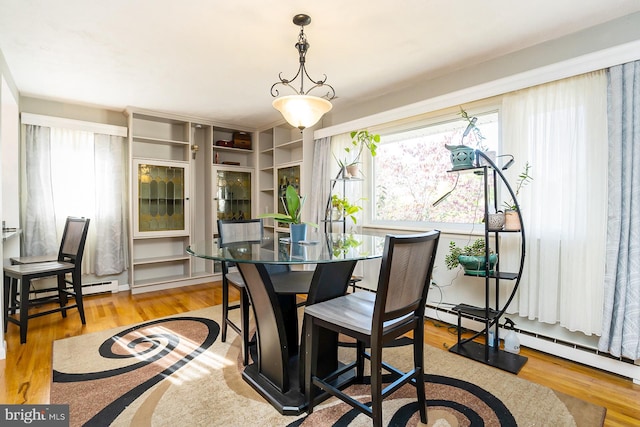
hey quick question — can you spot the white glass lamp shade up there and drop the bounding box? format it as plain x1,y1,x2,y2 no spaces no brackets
272,95,332,130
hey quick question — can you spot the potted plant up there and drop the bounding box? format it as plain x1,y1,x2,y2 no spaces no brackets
259,185,318,241
330,194,364,224
445,107,488,170
502,162,533,231
445,238,498,276
335,130,380,178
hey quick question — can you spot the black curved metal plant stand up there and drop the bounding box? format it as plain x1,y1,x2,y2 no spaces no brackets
448,150,528,374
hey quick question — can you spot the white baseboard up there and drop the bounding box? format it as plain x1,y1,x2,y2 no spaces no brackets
425,305,640,384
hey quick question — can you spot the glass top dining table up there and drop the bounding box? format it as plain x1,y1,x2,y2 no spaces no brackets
187,232,387,265
186,232,386,415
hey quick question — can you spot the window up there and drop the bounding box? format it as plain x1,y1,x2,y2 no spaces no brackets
371,110,499,227
22,117,128,277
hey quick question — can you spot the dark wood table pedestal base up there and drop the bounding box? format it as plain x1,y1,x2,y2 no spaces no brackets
237,261,357,415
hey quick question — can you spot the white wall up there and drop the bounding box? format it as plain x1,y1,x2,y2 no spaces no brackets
0,48,20,360
322,12,640,129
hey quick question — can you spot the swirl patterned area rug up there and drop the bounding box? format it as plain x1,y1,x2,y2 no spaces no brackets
51,306,605,426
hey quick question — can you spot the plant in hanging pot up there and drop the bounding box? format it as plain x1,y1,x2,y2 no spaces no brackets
445,107,488,170
259,185,318,241
502,162,533,231
445,238,498,276
335,130,380,178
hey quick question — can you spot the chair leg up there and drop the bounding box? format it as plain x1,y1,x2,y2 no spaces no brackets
221,278,229,342
370,342,383,427
414,324,428,424
356,340,365,381
240,287,250,366
57,274,68,318
19,278,29,344
3,274,9,333
9,277,18,314
72,271,86,325
304,315,318,414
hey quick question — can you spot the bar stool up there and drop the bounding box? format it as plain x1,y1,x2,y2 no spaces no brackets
3,217,90,343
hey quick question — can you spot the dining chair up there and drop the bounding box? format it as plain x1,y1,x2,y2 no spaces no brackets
217,218,263,365
304,230,440,426
9,216,87,303
3,217,90,344
217,218,314,366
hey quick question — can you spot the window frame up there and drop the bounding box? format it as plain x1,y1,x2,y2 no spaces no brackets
363,103,503,233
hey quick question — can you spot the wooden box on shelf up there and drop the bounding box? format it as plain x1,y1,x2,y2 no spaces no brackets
233,132,252,150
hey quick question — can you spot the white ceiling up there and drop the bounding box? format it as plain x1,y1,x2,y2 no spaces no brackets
1,1,640,129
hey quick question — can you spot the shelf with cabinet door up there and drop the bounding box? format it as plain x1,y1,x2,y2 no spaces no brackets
128,109,255,293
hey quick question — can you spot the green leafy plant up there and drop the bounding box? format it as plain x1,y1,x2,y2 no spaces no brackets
445,239,494,270
259,185,318,227
459,107,487,151
331,194,364,224
331,234,362,257
335,130,380,168
503,162,533,211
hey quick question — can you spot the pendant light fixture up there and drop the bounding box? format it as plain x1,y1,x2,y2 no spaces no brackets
271,14,335,131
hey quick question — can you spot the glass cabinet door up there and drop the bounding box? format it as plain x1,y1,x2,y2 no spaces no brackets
277,165,300,221
134,159,190,237
214,168,252,222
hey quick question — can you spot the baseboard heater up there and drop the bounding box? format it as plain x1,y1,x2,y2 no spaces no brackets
425,303,640,384
27,280,118,299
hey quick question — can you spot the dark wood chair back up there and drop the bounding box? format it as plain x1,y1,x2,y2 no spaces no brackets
372,231,440,337
58,216,91,266
217,218,263,245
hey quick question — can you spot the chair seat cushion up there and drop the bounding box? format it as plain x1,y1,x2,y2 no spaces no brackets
4,261,75,279
225,271,245,288
305,292,375,335
10,254,57,265
305,291,411,336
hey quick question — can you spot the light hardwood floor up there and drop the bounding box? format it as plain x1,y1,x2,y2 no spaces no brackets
1,282,639,426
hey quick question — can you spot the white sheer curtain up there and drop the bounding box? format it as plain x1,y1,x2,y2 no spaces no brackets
23,125,128,276
309,136,332,227
23,125,57,254
94,134,128,275
502,71,608,335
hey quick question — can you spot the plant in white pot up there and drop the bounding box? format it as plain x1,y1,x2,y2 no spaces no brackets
445,238,497,276
259,185,318,241
502,162,533,231
335,130,379,178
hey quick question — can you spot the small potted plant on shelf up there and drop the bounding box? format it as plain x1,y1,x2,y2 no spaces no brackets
445,238,497,276
259,185,318,241
329,194,364,224
502,162,533,231
335,130,380,178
